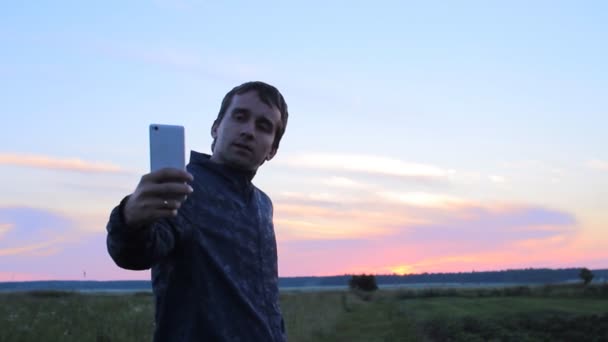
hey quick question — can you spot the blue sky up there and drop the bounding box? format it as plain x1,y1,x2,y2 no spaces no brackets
1,1,607,280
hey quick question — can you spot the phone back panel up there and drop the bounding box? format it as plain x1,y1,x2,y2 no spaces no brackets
149,124,186,172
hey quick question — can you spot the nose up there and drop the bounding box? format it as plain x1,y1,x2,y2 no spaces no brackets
240,121,255,139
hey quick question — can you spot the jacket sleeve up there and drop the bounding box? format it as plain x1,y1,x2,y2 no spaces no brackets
105,195,179,270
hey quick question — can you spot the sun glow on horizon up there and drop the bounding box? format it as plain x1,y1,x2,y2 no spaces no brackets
388,265,418,275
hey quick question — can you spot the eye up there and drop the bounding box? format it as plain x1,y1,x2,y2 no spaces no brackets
258,121,273,133
233,112,246,121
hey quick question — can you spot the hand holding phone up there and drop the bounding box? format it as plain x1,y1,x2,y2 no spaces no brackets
122,124,193,228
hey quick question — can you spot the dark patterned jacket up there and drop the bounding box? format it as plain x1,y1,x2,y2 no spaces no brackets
106,151,286,341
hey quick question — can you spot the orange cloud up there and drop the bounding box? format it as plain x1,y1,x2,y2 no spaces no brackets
513,233,571,249
0,153,131,174
274,192,584,276
0,237,65,257
282,153,450,180
0,223,13,238
274,200,431,242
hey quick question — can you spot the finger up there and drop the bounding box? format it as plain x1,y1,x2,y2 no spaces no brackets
150,208,179,221
143,168,194,184
143,183,193,197
160,193,189,203
158,198,182,210
161,193,189,202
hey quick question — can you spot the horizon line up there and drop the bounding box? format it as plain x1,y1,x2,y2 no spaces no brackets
2,266,606,283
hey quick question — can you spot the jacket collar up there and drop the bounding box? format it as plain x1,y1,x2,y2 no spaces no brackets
189,151,256,189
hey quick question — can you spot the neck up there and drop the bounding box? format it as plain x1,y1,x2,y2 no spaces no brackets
209,154,257,173
190,151,257,182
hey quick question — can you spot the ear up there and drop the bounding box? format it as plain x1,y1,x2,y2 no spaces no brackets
211,121,219,139
265,146,278,161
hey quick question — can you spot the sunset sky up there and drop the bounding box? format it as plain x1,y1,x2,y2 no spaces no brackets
1,1,607,281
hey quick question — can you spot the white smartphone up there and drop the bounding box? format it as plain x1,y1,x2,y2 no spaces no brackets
149,124,186,172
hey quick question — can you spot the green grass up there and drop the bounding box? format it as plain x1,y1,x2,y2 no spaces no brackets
400,296,608,320
1,284,608,341
0,291,154,342
280,290,347,340
389,285,608,341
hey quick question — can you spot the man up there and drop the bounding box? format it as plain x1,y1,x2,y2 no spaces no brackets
105,81,289,341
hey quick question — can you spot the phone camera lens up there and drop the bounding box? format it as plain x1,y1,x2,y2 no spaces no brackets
154,126,158,130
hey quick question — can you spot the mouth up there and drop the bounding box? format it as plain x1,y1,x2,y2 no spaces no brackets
232,142,253,153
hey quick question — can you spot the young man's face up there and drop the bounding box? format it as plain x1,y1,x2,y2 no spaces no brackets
210,91,281,171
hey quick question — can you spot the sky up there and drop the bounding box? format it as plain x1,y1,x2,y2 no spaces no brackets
1,1,607,281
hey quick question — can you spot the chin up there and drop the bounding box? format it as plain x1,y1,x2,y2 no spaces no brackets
227,155,258,170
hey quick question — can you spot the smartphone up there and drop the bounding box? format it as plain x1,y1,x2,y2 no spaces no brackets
149,124,186,172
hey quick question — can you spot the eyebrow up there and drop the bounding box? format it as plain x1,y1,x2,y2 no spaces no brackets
232,107,276,128
231,107,251,115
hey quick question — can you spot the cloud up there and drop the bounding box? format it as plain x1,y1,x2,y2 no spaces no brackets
60,181,133,194
0,238,65,257
0,207,85,257
397,205,577,247
0,200,588,279
276,194,578,247
273,184,579,249
0,153,132,174
281,153,450,181
499,160,544,169
587,159,608,171
320,176,374,190
0,223,13,238
274,190,582,276
275,188,472,218
276,191,359,208
489,175,506,183
0,207,137,281
273,191,439,241
377,191,468,208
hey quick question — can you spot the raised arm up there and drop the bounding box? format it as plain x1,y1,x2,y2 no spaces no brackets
105,168,193,270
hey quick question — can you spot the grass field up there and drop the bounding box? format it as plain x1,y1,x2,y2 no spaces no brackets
1,284,607,341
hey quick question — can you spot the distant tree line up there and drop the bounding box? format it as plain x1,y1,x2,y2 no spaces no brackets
3,268,606,291
278,268,608,288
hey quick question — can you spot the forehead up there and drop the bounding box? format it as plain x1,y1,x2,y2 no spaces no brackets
228,91,281,123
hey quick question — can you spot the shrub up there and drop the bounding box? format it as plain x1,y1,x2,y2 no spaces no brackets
348,274,378,292
580,268,594,286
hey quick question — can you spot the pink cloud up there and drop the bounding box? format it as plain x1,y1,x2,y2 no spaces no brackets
274,197,583,276
0,153,131,174
0,206,150,281
1,207,76,248
0,199,599,280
